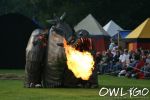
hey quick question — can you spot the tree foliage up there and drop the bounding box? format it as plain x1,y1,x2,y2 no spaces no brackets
1,0,150,29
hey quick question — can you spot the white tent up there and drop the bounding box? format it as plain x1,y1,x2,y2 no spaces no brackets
74,14,109,36
103,20,124,37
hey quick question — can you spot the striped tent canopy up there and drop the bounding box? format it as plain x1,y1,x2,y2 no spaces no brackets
126,18,150,39
126,18,150,51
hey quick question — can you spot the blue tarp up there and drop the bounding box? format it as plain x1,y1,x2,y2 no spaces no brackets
113,30,131,39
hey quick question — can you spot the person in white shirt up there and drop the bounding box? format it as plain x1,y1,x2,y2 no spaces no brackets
122,49,130,67
118,49,130,77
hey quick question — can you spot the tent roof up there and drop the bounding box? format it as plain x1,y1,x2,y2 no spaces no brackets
113,30,131,39
126,18,150,38
74,14,109,36
119,30,131,39
103,20,124,37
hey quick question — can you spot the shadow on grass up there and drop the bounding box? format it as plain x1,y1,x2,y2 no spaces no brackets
0,73,24,80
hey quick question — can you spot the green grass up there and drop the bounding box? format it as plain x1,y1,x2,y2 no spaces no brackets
0,69,150,100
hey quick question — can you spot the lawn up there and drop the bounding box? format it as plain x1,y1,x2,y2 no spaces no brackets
0,69,150,100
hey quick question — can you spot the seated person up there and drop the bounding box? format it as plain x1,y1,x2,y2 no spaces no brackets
142,54,150,78
99,51,109,74
126,56,145,78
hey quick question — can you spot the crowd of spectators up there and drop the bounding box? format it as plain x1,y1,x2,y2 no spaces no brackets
96,39,150,79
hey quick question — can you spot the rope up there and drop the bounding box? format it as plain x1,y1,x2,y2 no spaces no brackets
127,65,150,74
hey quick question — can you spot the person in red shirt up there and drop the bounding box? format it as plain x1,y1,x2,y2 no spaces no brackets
133,57,145,79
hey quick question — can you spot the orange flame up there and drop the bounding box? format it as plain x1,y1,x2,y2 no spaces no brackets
64,40,94,80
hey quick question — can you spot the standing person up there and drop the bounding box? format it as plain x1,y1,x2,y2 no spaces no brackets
109,38,115,51
75,30,98,88
25,29,48,88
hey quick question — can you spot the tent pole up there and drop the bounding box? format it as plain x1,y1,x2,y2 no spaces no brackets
117,31,120,47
